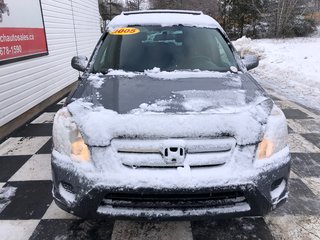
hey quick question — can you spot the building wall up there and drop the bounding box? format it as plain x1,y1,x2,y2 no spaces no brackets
0,0,101,127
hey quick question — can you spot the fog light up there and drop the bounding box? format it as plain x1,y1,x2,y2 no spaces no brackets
270,179,286,201
59,183,76,203
61,181,74,194
271,178,283,191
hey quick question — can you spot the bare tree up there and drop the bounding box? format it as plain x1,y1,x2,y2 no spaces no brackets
147,0,316,38
267,0,307,37
315,0,320,10
125,0,145,11
150,0,219,15
98,0,124,20
150,0,182,9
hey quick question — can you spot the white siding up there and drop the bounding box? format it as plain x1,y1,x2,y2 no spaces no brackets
0,0,101,127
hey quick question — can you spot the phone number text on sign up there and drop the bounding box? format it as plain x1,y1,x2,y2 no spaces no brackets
0,28,48,63
0,45,23,56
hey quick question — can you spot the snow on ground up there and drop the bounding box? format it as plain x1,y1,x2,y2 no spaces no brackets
233,29,320,111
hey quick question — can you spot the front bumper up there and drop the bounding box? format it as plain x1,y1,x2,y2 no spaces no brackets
52,148,291,220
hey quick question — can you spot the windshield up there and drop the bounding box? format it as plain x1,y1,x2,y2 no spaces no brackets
93,26,238,73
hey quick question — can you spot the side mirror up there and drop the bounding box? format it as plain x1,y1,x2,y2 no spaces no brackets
71,56,88,72
242,54,259,70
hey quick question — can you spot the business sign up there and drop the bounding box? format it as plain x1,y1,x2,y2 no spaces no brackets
0,0,48,65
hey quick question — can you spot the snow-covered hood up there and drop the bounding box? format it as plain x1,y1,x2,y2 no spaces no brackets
67,71,273,147
70,71,268,114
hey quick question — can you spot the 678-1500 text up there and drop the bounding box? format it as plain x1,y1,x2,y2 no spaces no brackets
0,45,23,56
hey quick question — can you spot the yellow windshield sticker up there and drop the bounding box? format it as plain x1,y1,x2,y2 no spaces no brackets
110,28,140,35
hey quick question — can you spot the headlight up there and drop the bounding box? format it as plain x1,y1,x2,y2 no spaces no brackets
257,105,288,160
53,108,90,162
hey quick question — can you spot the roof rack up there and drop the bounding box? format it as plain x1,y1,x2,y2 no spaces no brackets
123,10,203,16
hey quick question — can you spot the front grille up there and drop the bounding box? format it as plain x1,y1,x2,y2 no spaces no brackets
112,137,236,168
100,191,246,209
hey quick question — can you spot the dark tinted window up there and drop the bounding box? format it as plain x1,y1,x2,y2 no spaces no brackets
93,26,237,73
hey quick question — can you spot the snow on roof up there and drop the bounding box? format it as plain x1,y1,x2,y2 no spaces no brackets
123,10,203,15
108,10,223,30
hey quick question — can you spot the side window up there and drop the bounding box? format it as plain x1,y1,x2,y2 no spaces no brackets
212,32,237,68
216,40,229,64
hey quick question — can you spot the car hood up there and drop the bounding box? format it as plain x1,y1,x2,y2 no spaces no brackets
67,72,273,146
69,72,268,114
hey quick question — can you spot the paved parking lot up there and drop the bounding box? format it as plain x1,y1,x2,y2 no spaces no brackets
0,93,320,240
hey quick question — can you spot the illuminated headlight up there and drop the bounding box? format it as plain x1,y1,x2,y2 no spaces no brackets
257,105,288,160
53,108,90,162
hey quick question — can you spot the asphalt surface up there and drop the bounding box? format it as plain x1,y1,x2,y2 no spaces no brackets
0,93,319,240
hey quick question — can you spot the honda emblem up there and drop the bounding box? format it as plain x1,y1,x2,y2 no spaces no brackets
162,147,186,164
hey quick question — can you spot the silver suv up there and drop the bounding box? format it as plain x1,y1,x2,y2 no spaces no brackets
51,10,290,220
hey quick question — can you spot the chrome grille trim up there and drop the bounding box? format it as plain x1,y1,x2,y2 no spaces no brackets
111,138,236,168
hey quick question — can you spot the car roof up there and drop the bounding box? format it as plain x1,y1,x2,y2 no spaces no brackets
107,10,223,31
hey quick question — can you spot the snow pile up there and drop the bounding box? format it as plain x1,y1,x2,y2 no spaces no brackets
144,67,161,76
67,98,269,147
144,68,238,80
252,37,320,111
87,74,105,88
176,90,246,113
0,187,17,213
130,89,261,114
232,36,265,58
105,68,240,81
107,69,140,78
233,35,320,111
131,100,173,114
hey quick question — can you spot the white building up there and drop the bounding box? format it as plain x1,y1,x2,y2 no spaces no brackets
0,0,101,139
